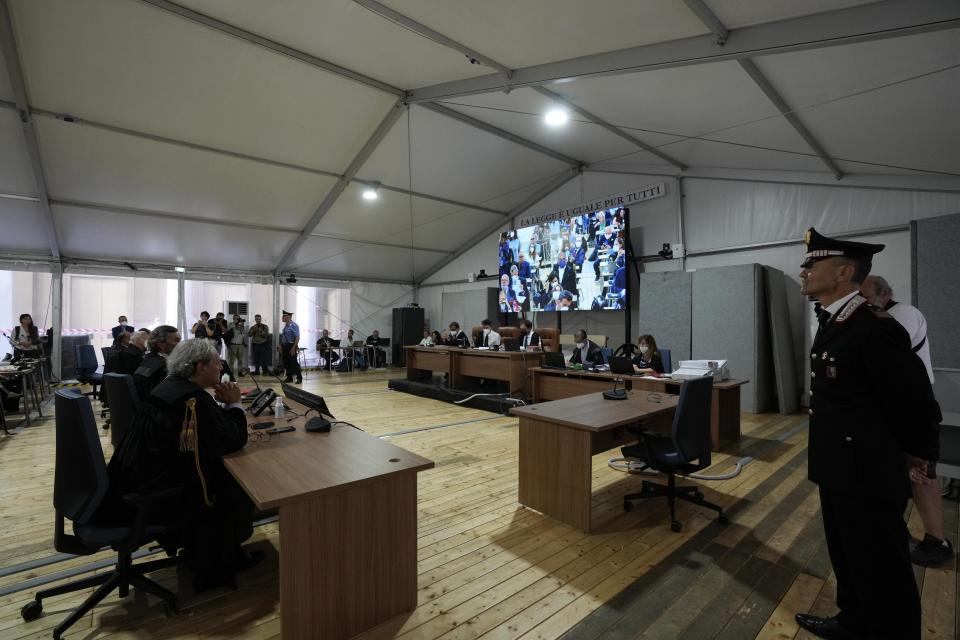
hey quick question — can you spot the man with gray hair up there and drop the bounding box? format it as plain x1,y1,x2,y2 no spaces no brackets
111,339,259,592
133,325,180,399
118,328,151,376
861,274,950,567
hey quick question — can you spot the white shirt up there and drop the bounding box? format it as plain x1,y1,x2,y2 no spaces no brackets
419,337,434,346
479,329,501,347
824,290,860,317
887,302,934,383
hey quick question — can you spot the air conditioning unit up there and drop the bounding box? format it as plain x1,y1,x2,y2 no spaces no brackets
226,301,249,319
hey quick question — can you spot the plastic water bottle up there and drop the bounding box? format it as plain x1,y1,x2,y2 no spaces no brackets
274,396,285,419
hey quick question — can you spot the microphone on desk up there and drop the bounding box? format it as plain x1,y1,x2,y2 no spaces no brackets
603,376,628,401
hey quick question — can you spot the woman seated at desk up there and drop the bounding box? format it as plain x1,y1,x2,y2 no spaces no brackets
418,329,435,346
108,338,260,592
632,334,665,375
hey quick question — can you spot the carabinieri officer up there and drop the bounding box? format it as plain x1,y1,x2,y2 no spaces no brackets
794,228,941,640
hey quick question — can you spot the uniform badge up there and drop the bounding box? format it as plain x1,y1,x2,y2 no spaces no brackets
826,365,838,379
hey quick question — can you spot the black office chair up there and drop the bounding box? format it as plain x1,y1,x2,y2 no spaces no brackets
74,344,103,400
20,390,178,639
612,342,638,358
621,377,727,532
102,373,140,449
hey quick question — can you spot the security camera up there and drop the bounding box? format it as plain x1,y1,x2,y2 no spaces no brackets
658,243,674,260
286,274,297,284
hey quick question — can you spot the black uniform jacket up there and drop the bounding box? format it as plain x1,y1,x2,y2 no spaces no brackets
808,296,941,497
569,340,603,366
133,352,167,400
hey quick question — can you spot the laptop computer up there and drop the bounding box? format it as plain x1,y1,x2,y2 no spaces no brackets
330,339,341,347
608,355,634,376
542,351,569,369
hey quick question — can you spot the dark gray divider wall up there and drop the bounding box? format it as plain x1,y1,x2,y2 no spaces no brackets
913,213,960,369
764,266,799,414
692,264,773,413
637,271,692,361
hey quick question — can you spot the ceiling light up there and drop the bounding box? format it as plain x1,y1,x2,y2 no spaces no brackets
544,108,569,127
362,183,380,201
174,266,186,273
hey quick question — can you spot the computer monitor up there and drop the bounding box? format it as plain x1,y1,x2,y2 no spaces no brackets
281,383,334,418
608,356,634,375
543,351,566,368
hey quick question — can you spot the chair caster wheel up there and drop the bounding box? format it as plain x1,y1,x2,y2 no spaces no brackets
164,602,178,617
21,599,42,622
718,514,729,525
623,501,633,512
670,521,683,533
694,491,704,499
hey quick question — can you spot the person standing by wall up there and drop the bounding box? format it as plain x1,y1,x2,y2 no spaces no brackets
794,228,941,640
246,314,271,376
279,310,302,384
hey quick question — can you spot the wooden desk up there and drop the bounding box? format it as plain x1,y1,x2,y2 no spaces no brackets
532,368,747,449
403,346,543,394
454,349,543,394
405,345,455,381
225,399,434,640
511,391,678,532
0,366,42,427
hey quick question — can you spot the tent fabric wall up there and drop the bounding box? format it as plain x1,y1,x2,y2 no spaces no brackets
349,281,415,347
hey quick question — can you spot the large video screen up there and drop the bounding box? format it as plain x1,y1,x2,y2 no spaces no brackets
497,207,628,312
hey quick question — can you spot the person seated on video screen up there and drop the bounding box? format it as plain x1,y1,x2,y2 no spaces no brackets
545,290,574,312
570,330,602,367
540,278,560,308
593,226,617,281
573,235,588,270
498,290,519,313
516,252,532,280
549,251,578,300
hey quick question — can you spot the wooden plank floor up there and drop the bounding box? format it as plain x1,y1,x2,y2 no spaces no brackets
0,369,956,639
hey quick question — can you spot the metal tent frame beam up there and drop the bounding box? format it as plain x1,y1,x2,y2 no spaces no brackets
532,86,686,170
274,99,407,273
352,0,512,77
416,167,581,284
0,1,61,259
736,58,844,179
0,101,512,217
406,0,960,103
674,0,843,178
419,102,582,168
139,0,404,97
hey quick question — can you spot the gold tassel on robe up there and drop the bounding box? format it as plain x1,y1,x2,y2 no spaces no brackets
179,397,214,507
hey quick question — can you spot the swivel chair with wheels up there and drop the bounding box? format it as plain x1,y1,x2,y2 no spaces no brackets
621,376,727,532
20,390,179,639
612,342,638,358
74,344,103,400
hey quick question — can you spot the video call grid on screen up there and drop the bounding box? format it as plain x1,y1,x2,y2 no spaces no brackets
497,207,628,312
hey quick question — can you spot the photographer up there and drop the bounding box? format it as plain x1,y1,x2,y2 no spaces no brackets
224,315,248,378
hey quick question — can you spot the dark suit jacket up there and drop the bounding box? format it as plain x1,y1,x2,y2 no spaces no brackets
569,340,602,366
551,266,578,297
444,331,470,348
519,331,541,349
111,325,135,340
808,296,940,496
517,261,532,280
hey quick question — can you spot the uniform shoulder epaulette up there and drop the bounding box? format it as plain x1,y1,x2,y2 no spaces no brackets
865,303,894,319
134,355,165,378
834,294,867,323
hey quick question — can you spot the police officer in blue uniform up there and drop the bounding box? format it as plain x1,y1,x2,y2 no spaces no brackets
794,228,941,640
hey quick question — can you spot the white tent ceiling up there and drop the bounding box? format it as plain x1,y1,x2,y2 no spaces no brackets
0,0,957,283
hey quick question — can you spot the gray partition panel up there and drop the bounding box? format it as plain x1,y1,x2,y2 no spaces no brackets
764,266,799,414
914,213,960,369
692,264,772,413
638,271,691,361
441,288,498,335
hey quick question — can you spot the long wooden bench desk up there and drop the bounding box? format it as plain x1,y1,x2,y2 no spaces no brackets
532,367,747,449
404,345,543,394
224,398,434,640
511,391,679,532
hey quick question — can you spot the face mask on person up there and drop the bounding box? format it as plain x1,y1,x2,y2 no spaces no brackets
557,258,566,269
575,340,583,347
639,345,649,355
